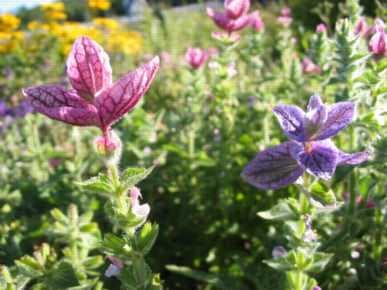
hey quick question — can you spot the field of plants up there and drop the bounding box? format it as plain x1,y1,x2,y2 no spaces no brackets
0,0,386,289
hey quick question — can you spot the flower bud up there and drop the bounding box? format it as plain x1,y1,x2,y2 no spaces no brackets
94,130,121,155
185,48,209,70
316,23,327,33
272,246,287,259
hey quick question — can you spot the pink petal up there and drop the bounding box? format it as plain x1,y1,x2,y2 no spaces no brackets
23,85,100,126
66,36,112,100
96,57,160,127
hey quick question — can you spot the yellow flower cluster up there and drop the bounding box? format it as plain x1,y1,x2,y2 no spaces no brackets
0,14,20,32
88,0,111,11
26,18,143,56
41,2,67,22
0,14,23,54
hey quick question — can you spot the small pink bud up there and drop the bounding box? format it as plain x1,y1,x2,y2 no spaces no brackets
249,11,264,32
366,198,376,209
280,7,291,17
354,17,368,36
94,130,121,155
224,0,250,19
185,48,209,69
301,57,321,74
313,286,322,290
316,23,327,33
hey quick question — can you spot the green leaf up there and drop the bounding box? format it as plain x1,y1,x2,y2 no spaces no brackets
309,180,336,206
15,256,43,278
166,265,249,290
137,223,159,255
257,199,298,221
77,173,114,196
101,234,128,256
45,262,79,289
121,167,154,188
305,252,333,273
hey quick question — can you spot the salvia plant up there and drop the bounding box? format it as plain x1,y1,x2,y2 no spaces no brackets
0,0,386,289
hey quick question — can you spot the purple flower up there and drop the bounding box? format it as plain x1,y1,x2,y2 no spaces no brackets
105,256,124,278
0,101,12,117
13,100,34,118
23,36,160,152
242,95,368,190
272,246,287,259
354,17,368,37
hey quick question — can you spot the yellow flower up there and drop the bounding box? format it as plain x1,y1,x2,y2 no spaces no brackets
27,21,50,31
93,17,119,31
0,13,20,32
106,30,143,55
0,31,24,54
88,0,111,11
41,2,67,22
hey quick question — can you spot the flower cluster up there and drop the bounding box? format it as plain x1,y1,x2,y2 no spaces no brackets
242,95,368,189
23,36,159,153
0,100,34,132
41,2,67,22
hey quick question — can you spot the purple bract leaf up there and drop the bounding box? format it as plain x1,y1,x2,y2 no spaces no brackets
23,85,100,126
273,104,306,142
66,36,112,100
292,140,338,180
337,150,369,165
96,56,160,127
313,102,355,140
241,141,304,190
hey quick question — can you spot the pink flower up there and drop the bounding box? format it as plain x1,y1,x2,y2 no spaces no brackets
368,30,387,58
354,17,368,36
249,10,265,32
301,57,321,74
224,0,250,19
185,48,209,69
130,186,150,221
316,23,327,33
23,36,160,150
277,6,292,27
207,7,251,33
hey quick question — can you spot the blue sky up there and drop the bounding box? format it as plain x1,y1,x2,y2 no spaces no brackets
0,0,54,12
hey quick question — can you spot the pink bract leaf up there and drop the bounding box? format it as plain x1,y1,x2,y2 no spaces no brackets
23,85,100,126
66,36,112,100
96,56,160,127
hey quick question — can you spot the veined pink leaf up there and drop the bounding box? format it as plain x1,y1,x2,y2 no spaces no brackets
96,56,160,127
66,36,112,100
23,85,100,126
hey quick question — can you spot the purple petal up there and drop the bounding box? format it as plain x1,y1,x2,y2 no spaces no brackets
292,140,338,180
224,0,250,19
96,57,160,127
23,85,100,127
66,36,112,100
305,95,327,139
273,105,306,142
241,142,304,190
337,150,369,165
314,102,355,140
207,8,251,32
